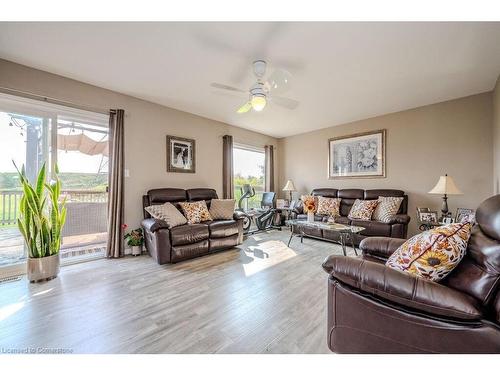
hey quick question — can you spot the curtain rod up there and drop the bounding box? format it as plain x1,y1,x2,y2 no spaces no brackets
0,86,114,115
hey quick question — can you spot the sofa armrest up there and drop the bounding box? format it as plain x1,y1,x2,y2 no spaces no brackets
322,255,482,320
141,218,169,233
359,237,406,260
233,211,247,221
386,214,411,225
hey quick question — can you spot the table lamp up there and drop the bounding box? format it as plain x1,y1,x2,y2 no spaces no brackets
428,174,462,220
282,180,296,203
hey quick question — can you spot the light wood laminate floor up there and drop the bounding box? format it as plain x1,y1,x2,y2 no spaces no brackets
0,229,354,353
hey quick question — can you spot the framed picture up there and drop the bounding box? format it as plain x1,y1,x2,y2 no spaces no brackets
417,207,438,223
167,135,196,173
455,208,475,224
328,129,386,179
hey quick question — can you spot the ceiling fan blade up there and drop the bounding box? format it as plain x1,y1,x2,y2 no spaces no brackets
270,95,299,110
210,82,246,93
265,69,292,94
236,102,252,114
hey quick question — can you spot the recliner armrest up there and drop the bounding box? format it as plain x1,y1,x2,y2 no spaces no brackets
386,214,411,225
233,211,247,221
141,218,169,233
359,237,406,260
322,255,482,321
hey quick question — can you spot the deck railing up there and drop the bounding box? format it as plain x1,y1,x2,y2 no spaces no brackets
0,189,107,225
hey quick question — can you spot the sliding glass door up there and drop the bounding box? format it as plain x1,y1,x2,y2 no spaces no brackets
0,93,109,277
0,111,51,274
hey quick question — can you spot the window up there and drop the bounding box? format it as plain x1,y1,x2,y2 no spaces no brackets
233,144,265,210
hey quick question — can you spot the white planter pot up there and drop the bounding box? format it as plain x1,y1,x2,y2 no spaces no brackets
27,253,60,283
307,212,315,222
131,245,142,256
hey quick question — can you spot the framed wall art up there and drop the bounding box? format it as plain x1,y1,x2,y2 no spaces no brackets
167,135,196,173
328,129,386,179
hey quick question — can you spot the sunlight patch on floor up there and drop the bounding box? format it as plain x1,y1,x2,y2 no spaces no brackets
242,240,297,277
0,301,24,322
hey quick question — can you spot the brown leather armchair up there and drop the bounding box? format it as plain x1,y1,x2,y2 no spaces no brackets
322,194,500,353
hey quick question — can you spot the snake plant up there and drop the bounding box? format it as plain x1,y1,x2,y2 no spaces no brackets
14,162,67,258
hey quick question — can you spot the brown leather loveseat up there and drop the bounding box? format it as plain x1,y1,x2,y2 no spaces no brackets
322,194,500,353
294,188,410,245
141,188,244,264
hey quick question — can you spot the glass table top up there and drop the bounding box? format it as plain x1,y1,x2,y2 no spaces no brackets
285,219,365,233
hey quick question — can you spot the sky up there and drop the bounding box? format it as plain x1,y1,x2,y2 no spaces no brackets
0,112,108,175
233,147,265,178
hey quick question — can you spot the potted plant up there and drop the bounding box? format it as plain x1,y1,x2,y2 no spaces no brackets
15,162,67,282
123,226,144,256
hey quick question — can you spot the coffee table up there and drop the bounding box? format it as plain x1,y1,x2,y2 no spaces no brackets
285,219,365,256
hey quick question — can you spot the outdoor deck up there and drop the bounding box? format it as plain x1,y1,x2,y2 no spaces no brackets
0,227,107,267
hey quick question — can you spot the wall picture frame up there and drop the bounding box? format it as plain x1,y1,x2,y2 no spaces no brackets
167,135,196,173
328,129,386,179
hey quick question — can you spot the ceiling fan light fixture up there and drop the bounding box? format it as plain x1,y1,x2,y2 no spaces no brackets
251,94,266,111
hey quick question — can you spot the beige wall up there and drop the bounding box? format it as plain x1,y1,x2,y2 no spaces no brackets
493,75,500,194
0,59,278,228
278,93,493,235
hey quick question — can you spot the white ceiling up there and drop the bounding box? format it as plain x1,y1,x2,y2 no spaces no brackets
1,22,500,138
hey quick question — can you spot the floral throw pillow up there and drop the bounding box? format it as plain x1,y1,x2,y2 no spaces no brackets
178,201,213,224
386,222,472,282
301,195,317,214
348,199,379,220
316,196,341,217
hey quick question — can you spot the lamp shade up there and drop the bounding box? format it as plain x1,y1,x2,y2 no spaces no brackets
282,180,296,192
428,175,462,195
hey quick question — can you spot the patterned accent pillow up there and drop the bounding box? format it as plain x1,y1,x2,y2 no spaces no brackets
386,222,472,282
372,196,404,223
348,199,379,220
209,199,235,220
179,201,213,224
145,202,187,228
316,196,341,217
301,195,317,214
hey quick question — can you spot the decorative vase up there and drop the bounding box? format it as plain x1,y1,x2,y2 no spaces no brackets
131,245,142,256
27,253,60,283
307,212,315,222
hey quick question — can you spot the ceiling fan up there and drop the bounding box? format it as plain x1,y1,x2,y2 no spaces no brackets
210,60,299,114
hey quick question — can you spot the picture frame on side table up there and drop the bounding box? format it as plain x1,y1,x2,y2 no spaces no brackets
455,208,476,224
417,207,438,223
167,135,196,173
328,129,386,179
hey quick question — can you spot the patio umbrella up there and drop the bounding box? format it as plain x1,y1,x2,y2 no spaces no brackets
57,133,109,157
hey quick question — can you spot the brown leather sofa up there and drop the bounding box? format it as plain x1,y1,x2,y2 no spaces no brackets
141,188,244,264
293,188,410,245
322,194,500,353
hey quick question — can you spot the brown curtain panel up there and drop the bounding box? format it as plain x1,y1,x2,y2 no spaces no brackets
265,145,275,192
222,135,234,199
106,109,125,258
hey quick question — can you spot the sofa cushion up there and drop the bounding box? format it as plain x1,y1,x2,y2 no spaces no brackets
179,200,213,224
372,196,404,223
348,199,379,220
351,220,392,237
209,199,235,220
317,196,341,217
144,202,187,228
171,240,209,262
386,222,473,282
170,223,209,246
334,216,351,226
209,220,239,238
